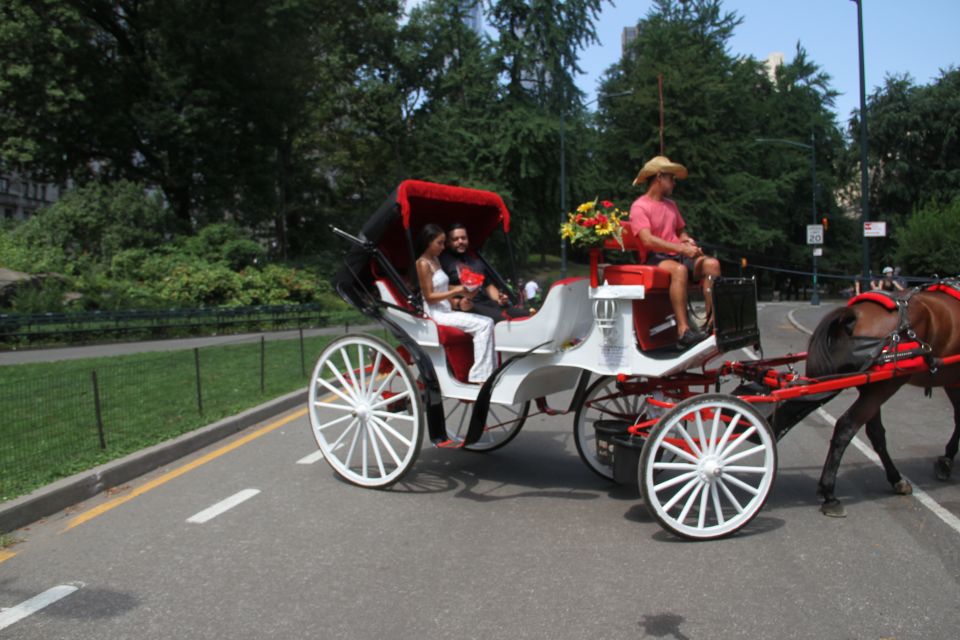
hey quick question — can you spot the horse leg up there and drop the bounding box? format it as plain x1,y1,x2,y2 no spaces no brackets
864,411,912,495
934,386,960,481
817,383,901,517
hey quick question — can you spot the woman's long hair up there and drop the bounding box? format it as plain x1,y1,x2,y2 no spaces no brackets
417,223,445,257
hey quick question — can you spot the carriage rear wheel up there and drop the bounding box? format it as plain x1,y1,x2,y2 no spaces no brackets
574,376,650,480
308,334,423,488
442,399,529,451
640,394,777,540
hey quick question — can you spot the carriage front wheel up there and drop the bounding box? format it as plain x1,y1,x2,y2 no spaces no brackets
640,394,777,540
308,334,424,488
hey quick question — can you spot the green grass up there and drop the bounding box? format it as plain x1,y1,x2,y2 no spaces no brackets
0,334,343,503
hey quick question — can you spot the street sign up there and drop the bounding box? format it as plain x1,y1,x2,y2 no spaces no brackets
864,221,887,237
812,247,823,257
806,224,824,245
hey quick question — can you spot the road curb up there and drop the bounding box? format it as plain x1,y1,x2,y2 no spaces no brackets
0,388,308,533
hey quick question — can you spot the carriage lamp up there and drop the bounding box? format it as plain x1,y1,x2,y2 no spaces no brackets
593,298,619,345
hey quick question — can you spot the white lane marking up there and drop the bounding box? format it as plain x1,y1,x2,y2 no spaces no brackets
186,489,260,524
0,584,80,631
815,408,960,536
741,346,760,360
787,307,813,335
296,450,325,464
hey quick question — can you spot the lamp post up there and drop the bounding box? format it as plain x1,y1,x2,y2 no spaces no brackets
559,89,634,278
852,0,871,287
754,133,820,305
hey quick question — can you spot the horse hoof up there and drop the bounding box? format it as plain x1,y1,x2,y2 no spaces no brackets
820,500,846,518
893,479,913,495
934,456,952,482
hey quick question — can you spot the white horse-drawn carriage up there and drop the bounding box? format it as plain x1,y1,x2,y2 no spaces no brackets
309,180,777,540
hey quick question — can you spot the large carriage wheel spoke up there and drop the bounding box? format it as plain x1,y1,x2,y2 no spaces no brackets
340,347,362,402
710,484,726,526
325,360,360,403
356,345,367,399
719,425,758,459
314,413,354,432
675,421,703,457
653,470,699,493
651,461,697,471
723,465,767,474
313,400,355,413
697,481,711,529
660,475,702,512
658,439,700,465
370,415,413,448
370,368,399,403
707,410,722,455
716,478,746,514
694,412,708,454
720,472,761,496
369,389,411,411
316,376,355,406
368,420,403,467
366,423,387,477
714,411,743,455
373,410,416,423
722,444,767,465
366,352,383,397
677,481,705,523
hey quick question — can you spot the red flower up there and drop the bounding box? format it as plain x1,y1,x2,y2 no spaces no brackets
596,214,607,224
575,213,583,222
601,200,614,208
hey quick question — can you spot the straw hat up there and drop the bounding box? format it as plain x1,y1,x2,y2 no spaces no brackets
632,156,688,186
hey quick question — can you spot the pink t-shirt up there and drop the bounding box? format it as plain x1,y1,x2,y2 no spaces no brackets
629,195,686,251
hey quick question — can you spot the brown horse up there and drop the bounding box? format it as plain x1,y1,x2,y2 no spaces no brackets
806,288,960,517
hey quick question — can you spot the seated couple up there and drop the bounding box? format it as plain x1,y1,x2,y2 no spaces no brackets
416,223,522,384
630,156,721,349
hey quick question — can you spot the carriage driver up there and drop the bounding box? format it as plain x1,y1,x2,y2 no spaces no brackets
629,156,721,349
439,222,527,322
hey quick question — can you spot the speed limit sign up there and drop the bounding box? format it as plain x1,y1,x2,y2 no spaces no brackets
806,224,824,245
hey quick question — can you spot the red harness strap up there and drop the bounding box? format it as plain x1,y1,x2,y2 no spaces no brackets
926,282,960,303
847,291,898,310
868,340,929,372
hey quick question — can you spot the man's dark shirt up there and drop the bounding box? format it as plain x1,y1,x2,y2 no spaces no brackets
439,250,493,304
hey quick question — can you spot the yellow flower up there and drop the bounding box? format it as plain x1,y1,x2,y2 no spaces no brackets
560,226,575,240
577,202,593,213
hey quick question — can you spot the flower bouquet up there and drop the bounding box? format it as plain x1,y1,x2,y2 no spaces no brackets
457,264,485,291
560,199,625,249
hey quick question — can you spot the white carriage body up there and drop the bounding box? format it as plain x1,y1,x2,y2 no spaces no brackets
374,275,719,407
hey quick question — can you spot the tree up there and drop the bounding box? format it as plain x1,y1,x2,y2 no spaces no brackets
893,199,960,278
592,0,844,278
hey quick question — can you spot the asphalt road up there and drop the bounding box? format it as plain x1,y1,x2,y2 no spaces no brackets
2,301,959,639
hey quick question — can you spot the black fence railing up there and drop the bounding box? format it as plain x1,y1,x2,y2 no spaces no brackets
0,304,361,347
0,331,344,503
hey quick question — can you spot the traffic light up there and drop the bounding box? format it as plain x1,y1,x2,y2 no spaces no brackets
822,216,829,231
740,257,748,268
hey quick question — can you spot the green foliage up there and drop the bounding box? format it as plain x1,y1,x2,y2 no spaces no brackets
893,200,960,278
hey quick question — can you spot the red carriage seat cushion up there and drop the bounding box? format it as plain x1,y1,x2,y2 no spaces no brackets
602,264,672,290
436,325,474,382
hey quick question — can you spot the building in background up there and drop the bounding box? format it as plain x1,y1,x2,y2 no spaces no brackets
764,52,784,82
459,0,482,34
0,169,63,221
622,26,638,55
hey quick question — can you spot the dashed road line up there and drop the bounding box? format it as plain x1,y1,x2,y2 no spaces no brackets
186,489,260,524
63,407,307,532
0,584,80,632
296,450,325,464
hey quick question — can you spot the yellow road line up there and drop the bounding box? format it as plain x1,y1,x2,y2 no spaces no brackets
63,407,308,532
0,549,16,564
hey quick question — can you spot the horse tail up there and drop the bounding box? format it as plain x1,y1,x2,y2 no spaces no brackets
806,307,858,378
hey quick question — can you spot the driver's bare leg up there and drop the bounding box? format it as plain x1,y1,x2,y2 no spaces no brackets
659,259,691,335
694,256,721,326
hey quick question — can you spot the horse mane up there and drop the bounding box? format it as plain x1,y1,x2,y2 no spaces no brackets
806,307,856,378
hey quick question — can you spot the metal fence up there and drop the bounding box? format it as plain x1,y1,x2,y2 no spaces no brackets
0,303,362,347
0,330,343,503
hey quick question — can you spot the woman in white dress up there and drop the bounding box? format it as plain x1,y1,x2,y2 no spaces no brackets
415,224,495,383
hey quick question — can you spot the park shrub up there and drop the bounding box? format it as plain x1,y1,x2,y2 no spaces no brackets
893,199,960,278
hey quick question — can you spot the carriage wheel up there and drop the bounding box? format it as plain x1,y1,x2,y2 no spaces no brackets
574,376,650,480
308,334,423,488
640,394,777,540
442,399,529,452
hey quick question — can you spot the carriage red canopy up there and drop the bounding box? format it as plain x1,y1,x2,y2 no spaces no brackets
332,180,513,306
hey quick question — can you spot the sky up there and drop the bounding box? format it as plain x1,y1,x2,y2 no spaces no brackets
579,1,960,124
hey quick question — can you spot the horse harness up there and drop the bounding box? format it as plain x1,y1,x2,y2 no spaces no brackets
845,280,960,376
